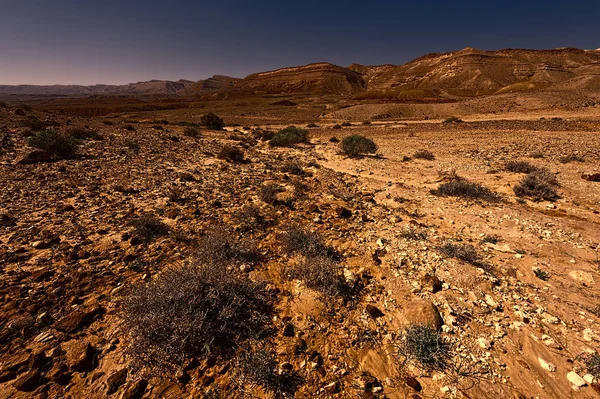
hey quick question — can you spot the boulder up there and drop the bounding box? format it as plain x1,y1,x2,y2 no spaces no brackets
13,369,42,392
106,369,128,395
63,340,98,372
420,273,442,293
582,173,600,182
402,300,444,331
16,149,53,165
365,304,384,319
120,379,148,399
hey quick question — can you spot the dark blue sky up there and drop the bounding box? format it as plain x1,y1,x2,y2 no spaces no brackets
1,0,599,85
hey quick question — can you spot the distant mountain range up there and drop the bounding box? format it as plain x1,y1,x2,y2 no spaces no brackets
0,75,240,97
2,47,600,98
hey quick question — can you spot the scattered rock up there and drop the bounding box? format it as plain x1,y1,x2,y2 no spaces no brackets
365,304,384,319
567,371,587,387
538,357,556,372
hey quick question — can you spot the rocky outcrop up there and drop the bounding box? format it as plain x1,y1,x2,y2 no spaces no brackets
234,62,366,94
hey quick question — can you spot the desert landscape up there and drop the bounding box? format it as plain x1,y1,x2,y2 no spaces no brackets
1,46,600,399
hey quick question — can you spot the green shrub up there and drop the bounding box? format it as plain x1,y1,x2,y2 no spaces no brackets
332,124,342,130
27,130,82,158
201,113,224,130
534,268,550,281
341,135,378,157
22,117,49,131
269,126,309,147
341,121,352,127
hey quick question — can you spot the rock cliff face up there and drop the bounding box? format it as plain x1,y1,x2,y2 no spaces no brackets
234,62,366,94
352,47,600,97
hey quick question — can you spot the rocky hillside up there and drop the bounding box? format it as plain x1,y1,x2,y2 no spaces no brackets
233,63,366,94
351,47,600,97
3,48,600,99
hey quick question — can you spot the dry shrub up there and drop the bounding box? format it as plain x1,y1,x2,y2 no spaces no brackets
234,342,303,397
442,116,462,124
280,161,305,176
218,145,245,163
195,227,259,266
432,178,498,201
233,205,267,231
130,215,170,243
260,183,285,205
400,225,427,241
278,226,337,259
399,324,451,372
121,262,273,374
529,151,544,159
184,126,200,137
559,154,585,163
439,242,491,272
513,168,559,201
582,353,600,379
413,150,435,160
505,160,537,173
68,128,102,140
288,255,350,299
